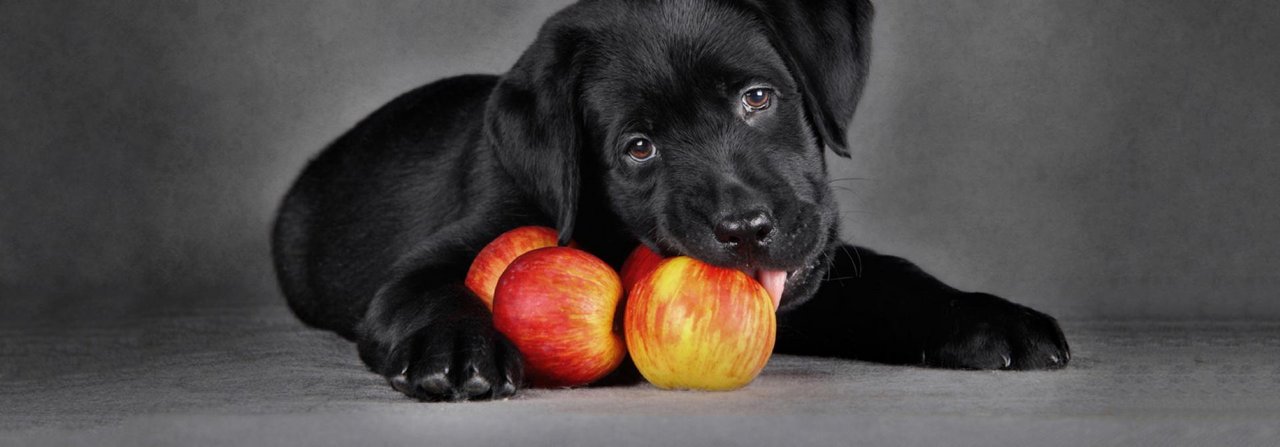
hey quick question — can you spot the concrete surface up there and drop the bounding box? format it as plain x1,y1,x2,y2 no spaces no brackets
2,300,1278,446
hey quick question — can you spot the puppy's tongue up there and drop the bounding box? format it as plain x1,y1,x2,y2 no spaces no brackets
754,270,786,311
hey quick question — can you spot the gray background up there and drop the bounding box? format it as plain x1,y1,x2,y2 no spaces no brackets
2,0,1278,321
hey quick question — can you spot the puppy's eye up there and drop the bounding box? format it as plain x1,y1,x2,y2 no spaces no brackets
742,88,773,112
626,138,658,162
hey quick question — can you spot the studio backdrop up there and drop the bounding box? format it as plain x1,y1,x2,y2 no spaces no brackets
2,0,1278,321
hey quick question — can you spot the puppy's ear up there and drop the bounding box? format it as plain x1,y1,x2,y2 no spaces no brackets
484,28,584,245
753,0,874,158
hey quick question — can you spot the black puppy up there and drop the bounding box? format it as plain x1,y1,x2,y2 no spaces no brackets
272,0,1069,402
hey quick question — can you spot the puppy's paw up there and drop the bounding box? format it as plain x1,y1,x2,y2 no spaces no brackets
381,318,525,401
924,293,1070,370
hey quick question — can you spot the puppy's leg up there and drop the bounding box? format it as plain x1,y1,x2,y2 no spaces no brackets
777,245,1070,370
356,228,524,401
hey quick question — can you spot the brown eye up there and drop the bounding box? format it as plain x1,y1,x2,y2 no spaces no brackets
742,88,772,111
626,137,657,162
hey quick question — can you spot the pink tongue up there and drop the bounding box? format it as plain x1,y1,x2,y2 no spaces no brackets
754,270,787,311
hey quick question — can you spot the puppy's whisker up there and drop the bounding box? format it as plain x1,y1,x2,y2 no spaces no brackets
824,276,860,282
838,244,863,279
826,177,872,184
818,249,837,282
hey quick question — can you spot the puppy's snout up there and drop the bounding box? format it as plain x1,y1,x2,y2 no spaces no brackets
714,210,775,249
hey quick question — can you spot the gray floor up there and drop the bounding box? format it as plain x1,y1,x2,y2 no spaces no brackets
2,301,1278,446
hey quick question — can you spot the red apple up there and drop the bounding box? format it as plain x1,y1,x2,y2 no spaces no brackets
625,256,776,391
465,226,562,309
492,247,626,387
619,244,666,294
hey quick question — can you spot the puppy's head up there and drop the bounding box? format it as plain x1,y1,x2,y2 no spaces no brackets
486,0,873,309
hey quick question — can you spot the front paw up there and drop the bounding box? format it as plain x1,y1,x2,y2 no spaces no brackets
924,293,1070,370
374,318,525,401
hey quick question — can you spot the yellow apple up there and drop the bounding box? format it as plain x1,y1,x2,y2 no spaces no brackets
624,256,776,391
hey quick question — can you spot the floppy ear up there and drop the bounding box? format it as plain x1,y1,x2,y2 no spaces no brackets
751,0,874,157
483,28,584,245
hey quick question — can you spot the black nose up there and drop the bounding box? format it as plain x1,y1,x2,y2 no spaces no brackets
714,211,775,248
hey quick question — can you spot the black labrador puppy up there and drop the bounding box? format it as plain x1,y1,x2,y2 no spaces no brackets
272,0,1069,401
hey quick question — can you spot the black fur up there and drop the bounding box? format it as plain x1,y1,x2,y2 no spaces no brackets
272,0,1068,402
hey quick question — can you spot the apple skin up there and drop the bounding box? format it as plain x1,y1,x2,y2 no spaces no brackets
465,226,562,309
624,256,776,391
619,244,666,294
492,247,626,388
